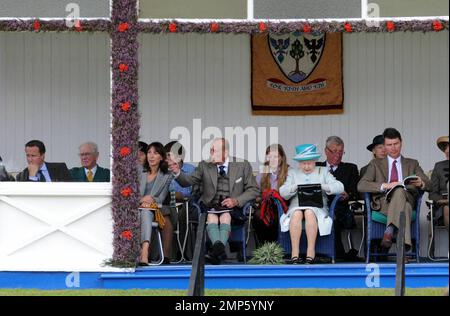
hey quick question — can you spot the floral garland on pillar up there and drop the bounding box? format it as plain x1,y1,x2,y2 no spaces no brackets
110,0,141,266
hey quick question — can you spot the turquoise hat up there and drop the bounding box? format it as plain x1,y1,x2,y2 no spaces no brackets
293,144,321,161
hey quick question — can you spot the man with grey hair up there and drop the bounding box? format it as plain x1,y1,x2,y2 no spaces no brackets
70,142,110,182
168,138,259,264
316,136,360,261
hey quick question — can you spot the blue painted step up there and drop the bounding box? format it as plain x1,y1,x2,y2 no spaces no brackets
100,263,449,290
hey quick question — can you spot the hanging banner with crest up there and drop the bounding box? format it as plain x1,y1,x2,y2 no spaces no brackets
251,32,343,115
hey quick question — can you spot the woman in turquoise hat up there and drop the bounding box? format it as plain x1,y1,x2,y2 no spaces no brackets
279,144,344,264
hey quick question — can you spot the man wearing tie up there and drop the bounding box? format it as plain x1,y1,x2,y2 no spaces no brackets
70,142,110,182
16,140,72,182
358,128,430,250
167,138,259,264
316,136,360,261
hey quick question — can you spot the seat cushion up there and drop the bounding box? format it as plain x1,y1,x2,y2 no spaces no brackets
372,210,417,224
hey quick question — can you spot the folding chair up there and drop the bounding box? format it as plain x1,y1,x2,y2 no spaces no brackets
425,199,448,261
148,222,164,266
364,192,423,263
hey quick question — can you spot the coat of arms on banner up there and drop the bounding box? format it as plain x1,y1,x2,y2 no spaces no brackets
252,31,343,115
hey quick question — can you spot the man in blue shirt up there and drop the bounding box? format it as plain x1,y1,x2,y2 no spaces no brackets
163,141,196,261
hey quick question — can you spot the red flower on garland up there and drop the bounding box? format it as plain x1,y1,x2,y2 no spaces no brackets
120,102,131,112
121,187,132,197
344,22,352,32
119,63,129,72
303,23,311,33
259,22,267,32
210,23,219,33
121,230,133,240
120,146,131,157
432,20,443,31
386,21,395,32
33,20,40,31
118,22,129,33
169,22,177,33
75,20,82,32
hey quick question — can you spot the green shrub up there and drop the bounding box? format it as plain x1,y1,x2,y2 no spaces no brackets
249,242,285,265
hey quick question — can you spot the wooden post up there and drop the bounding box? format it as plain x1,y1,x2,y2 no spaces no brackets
187,211,207,296
395,212,406,296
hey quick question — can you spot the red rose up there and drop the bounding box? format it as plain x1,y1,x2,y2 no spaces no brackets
119,63,129,72
386,21,395,32
344,22,352,33
432,20,443,31
169,22,177,33
121,230,133,240
120,146,131,157
210,23,219,33
120,102,131,111
121,187,132,197
303,23,311,33
33,20,40,31
259,22,267,32
118,22,129,33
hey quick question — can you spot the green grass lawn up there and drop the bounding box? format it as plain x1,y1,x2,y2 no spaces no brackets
0,288,446,296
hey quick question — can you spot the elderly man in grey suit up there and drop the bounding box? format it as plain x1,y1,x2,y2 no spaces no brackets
168,138,260,264
358,128,430,251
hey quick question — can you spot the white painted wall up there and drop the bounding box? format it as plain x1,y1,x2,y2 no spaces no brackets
0,33,111,173
138,32,449,174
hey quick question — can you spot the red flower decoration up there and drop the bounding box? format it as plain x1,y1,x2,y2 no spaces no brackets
210,23,219,33
344,22,352,33
386,21,395,32
303,23,311,33
121,230,133,240
75,20,82,32
33,20,40,31
432,20,443,31
120,102,131,112
259,22,267,32
118,22,129,33
120,146,131,157
121,187,132,197
119,63,129,72
169,22,177,33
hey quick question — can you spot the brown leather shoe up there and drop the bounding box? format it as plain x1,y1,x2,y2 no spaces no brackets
380,232,393,249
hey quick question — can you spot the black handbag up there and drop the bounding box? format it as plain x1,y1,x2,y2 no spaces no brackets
297,184,323,208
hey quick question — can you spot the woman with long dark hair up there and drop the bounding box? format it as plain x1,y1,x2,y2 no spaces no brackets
138,142,173,265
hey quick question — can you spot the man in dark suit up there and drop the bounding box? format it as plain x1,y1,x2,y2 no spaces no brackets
316,136,360,261
70,142,110,182
168,138,260,264
16,140,71,182
358,128,430,250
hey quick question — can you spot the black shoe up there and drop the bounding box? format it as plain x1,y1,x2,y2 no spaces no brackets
212,241,226,257
345,249,360,262
205,253,221,265
162,257,171,264
138,262,149,266
305,256,315,264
